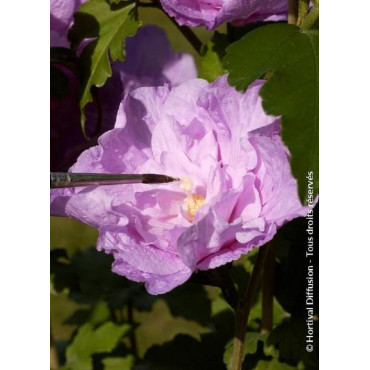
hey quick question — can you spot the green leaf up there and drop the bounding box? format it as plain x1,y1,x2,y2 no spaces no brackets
210,289,233,316
65,321,130,369
224,332,269,370
199,31,228,82
224,24,319,203
102,356,135,369
255,358,297,370
89,301,111,325
267,315,319,368
69,0,140,137
134,300,210,358
223,339,235,369
249,294,288,331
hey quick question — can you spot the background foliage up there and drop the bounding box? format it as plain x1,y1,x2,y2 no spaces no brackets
51,1,319,369
51,203,318,369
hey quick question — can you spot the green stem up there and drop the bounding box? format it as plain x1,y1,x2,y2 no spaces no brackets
297,0,310,27
288,0,298,25
230,243,271,370
301,7,319,30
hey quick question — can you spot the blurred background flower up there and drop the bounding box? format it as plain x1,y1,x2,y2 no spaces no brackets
51,19,197,171
160,0,287,30
51,0,87,47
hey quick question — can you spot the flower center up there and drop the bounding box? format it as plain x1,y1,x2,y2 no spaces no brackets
179,176,206,219
184,194,205,218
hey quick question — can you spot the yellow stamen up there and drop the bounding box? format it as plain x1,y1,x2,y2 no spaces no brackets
185,194,205,218
179,176,206,219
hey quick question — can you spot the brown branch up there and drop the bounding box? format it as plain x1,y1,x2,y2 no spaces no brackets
261,243,275,333
167,18,203,55
230,243,272,370
288,0,298,25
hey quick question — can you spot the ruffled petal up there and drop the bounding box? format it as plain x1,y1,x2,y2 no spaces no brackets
177,209,242,270
197,77,276,169
51,74,311,295
99,226,192,294
251,135,309,226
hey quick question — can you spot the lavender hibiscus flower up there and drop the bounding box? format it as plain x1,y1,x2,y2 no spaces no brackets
160,0,287,30
51,24,197,170
51,75,309,294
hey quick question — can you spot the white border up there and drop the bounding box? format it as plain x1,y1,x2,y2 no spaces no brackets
1,1,49,367
1,0,368,367
320,0,370,368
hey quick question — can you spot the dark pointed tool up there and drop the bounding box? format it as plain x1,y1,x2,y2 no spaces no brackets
50,172,180,189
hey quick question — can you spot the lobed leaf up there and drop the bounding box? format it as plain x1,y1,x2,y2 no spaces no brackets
267,315,318,368
68,0,140,136
224,24,319,203
134,300,210,358
199,31,228,82
223,332,272,370
255,358,297,370
65,321,130,369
